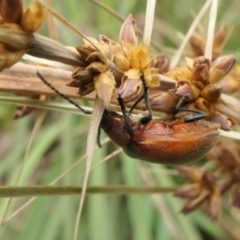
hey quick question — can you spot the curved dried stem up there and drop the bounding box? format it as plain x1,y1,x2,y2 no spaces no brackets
170,0,212,69
204,0,218,60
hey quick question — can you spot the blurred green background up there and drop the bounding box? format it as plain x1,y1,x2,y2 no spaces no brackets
0,0,240,240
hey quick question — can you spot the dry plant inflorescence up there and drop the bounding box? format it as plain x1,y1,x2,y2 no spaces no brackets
0,0,240,223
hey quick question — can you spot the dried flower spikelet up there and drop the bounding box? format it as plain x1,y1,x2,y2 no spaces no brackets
212,96,240,124
72,37,112,97
94,70,115,107
209,113,232,131
176,167,222,218
174,183,201,199
118,68,143,101
221,76,240,94
14,105,35,119
232,185,240,208
208,188,221,220
209,137,240,170
71,67,94,95
86,53,109,72
188,26,228,59
164,66,193,82
209,54,236,83
130,43,152,70
177,166,203,182
221,65,240,93
200,84,222,102
150,92,179,113
143,68,159,87
174,81,201,101
0,0,23,23
113,43,131,72
119,14,138,46
13,95,46,119
195,97,213,115
21,1,46,33
116,40,159,100
189,33,205,56
0,43,25,70
81,36,113,61
192,57,210,87
213,25,228,56
150,53,170,73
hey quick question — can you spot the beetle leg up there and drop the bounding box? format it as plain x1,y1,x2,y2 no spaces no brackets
129,94,144,113
176,95,206,122
129,72,153,124
117,96,134,135
139,72,153,124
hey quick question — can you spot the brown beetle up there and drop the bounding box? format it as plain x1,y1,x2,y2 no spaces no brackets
100,109,219,165
37,72,220,164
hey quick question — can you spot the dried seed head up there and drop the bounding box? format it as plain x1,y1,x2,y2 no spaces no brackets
72,36,113,100
162,53,240,128
0,0,23,23
176,167,222,219
119,14,138,46
21,1,46,33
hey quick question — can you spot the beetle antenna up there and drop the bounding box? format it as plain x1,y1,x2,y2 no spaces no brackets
176,95,206,122
36,71,92,115
36,71,107,147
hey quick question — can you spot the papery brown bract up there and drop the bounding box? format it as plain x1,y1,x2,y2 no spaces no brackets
100,111,219,165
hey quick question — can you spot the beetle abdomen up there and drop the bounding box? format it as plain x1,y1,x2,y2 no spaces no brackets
124,120,219,164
